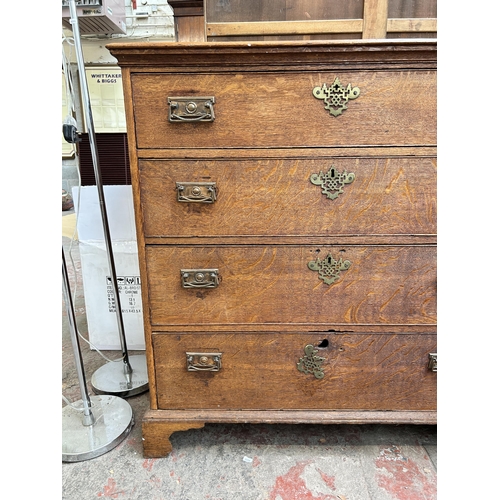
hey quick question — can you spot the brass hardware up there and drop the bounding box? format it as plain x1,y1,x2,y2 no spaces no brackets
308,253,351,285
297,344,325,379
168,96,215,122
313,78,360,117
310,165,355,201
428,353,437,372
176,182,217,203
181,269,220,289
186,352,222,372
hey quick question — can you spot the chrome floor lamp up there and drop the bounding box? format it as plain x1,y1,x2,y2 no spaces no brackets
66,0,148,398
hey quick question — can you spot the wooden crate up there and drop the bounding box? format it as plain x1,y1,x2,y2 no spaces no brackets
204,0,437,41
171,1,437,42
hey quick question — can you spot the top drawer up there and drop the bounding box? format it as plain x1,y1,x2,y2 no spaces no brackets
131,69,436,149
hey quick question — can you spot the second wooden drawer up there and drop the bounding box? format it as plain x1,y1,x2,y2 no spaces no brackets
139,156,436,238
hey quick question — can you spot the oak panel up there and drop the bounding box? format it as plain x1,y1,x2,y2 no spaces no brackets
145,245,436,326
131,70,436,149
153,332,437,410
139,156,436,237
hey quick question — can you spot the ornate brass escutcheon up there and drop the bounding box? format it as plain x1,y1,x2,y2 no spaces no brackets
176,182,217,203
313,77,360,117
168,96,215,122
428,353,437,372
308,253,351,285
310,165,355,201
297,344,325,379
186,352,222,372
181,269,220,289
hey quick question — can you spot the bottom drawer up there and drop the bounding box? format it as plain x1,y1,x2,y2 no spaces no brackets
152,332,436,411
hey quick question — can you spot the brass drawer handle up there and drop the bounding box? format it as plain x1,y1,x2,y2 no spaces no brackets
313,77,360,117
310,164,355,201
176,182,217,203
308,252,351,285
186,352,222,372
181,269,220,289
168,96,215,122
428,353,437,372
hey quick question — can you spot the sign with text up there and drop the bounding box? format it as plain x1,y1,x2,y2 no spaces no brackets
84,66,126,133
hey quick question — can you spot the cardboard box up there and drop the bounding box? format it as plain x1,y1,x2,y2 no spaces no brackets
72,185,145,350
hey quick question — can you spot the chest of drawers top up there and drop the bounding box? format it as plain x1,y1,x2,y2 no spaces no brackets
107,39,437,150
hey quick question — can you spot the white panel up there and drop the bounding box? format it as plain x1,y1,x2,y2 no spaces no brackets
84,66,126,133
72,185,145,350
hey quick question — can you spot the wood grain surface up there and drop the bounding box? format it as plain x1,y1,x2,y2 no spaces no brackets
141,407,436,458
152,332,437,410
131,69,436,149
145,245,436,327
139,156,436,238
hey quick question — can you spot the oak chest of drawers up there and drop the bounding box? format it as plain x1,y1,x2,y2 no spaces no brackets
107,40,437,458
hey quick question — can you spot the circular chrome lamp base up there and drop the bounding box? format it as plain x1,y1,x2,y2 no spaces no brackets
62,395,134,462
91,354,149,398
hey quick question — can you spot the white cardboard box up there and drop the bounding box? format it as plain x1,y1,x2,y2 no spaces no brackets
72,185,145,350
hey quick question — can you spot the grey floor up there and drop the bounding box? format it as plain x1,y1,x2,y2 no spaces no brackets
62,211,437,500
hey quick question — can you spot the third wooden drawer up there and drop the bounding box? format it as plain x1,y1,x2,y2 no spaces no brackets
145,244,436,328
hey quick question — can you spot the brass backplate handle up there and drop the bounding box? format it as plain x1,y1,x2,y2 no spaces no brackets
297,344,325,379
181,269,220,289
428,353,437,372
186,352,222,372
308,252,351,285
310,165,355,201
168,96,215,122
176,182,217,203
313,77,360,117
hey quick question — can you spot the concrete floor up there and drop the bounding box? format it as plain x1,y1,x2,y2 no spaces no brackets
62,211,437,500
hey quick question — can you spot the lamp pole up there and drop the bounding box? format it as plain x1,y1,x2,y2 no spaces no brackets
67,0,148,397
